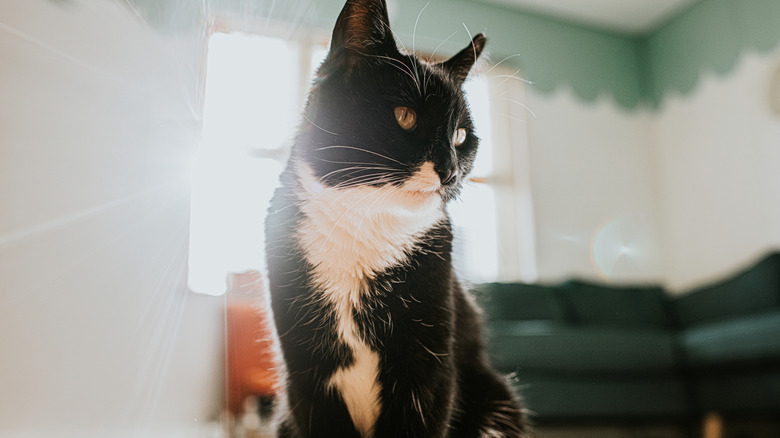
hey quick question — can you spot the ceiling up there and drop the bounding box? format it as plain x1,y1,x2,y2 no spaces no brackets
478,0,699,35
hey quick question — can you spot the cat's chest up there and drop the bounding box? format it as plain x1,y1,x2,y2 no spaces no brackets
294,163,444,299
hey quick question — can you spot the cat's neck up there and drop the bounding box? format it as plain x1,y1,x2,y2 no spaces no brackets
293,162,446,297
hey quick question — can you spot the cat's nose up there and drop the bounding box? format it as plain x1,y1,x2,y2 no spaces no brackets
437,167,458,185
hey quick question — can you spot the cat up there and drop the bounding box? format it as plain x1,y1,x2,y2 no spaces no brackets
263,0,528,436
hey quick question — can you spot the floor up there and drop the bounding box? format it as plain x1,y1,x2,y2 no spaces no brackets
534,416,780,438
215,398,780,438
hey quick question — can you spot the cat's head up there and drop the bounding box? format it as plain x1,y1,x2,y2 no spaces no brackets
294,0,485,206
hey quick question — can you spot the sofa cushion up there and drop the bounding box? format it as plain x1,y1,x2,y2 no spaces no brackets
679,310,780,367
559,281,673,328
673,253,780,326
477,282,569,321
691,369,780,414
514,372,689,418
487,321,679,373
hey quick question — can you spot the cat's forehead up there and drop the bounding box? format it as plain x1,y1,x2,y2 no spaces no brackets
384,54,466,106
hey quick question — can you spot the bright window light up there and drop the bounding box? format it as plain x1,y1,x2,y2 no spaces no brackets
450,76,499,283
201,33,300,152
189,32,301,296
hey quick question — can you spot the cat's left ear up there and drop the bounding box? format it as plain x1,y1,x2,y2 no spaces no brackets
439,33,487,85
326,0,398,72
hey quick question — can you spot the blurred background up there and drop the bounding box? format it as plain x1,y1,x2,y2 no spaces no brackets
2,0,780,436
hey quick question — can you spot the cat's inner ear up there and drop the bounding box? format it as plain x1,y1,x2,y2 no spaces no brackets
439,33,487,85
327,0,397,71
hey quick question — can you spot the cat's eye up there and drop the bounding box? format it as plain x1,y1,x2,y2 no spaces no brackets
452,128,467,147
394,107,417,131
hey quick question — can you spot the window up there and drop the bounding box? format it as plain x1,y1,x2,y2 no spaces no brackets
188,32,535,295
451,69,537,284
188,32,305,295
449,77,499,282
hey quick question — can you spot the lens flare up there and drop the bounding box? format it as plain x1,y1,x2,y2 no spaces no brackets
589,217,639,281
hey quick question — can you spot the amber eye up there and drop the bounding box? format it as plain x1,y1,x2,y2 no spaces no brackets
452,128,467,147
394,107,417,131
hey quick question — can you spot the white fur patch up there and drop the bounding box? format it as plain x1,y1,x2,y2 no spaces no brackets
295,162,444,437
327,343,382,437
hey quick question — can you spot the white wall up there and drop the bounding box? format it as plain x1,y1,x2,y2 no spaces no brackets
0,1,223,435
525,87,663,285
652,47,780,292
524,49,780,293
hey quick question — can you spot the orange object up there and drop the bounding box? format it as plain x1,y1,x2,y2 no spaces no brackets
225,272,279,414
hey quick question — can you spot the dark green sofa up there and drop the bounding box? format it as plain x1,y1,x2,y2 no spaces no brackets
477,252,780,421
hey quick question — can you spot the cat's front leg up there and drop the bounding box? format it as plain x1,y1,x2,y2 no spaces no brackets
275,385,364,438
372,364,457,438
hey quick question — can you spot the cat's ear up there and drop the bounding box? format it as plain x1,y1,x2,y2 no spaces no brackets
326,0,397,72
439,33,487,85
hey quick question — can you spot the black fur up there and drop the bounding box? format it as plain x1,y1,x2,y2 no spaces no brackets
264,1,527,436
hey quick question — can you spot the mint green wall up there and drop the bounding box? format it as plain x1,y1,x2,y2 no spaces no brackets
386,1,645,109
200,0,645,108
640,0,780,107
229,0,780,109
138,0,780,109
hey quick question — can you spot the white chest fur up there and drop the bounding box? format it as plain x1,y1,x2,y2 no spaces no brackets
294,163,444,437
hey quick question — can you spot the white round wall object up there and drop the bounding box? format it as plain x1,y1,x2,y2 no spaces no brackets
770,62,780,115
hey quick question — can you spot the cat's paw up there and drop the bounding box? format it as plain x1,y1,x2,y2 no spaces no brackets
479,428,528,438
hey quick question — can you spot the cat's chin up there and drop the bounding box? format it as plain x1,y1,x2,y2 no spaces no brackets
399,186,441,204
392,188,442,213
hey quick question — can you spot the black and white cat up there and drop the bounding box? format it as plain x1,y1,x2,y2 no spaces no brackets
264,0,527,436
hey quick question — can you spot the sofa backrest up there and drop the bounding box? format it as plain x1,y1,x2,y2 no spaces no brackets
673,253,780,326
476,283,569,322
559,281,674,329
477,281,674,329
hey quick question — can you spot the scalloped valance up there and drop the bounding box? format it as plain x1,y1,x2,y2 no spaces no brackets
123,0,780,110
640,0,780,108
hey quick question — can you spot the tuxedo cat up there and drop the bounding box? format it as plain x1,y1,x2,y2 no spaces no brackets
264,0,527,436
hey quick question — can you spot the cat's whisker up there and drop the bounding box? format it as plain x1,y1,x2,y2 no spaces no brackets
317,163,397,174
491,69,534,86
492,112,528,123
497,96,537,118
461,23,478,67
412,3,429,57
374,50,420,95
327,180,399,193
369,54,422,96
322,170,402,181
349,185,400,254
412,3,430,95
485,54,527,76
315,186,388,256
377,20,423,98
368,53,411,75
316,165,406,183
331,169,406,181
328,175,407,191
314,145,408,166
303,114,340,136
314,161,400,172
423,67,437,98
414,64,424,97
429,31,459,62
339,172,406,184
382,18,408,54
314,173,405,198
